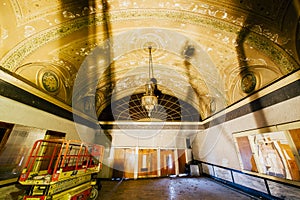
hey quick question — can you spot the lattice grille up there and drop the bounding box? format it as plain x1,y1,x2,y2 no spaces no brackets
99,93,200,122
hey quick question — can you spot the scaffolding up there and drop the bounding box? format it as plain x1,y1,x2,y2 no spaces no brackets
18,139,104,200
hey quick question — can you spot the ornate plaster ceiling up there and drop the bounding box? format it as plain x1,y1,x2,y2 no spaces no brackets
0,0,299,122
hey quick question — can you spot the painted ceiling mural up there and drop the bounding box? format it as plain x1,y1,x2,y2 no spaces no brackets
0,0,299,122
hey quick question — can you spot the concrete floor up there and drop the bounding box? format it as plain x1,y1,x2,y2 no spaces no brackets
98,177,258,200
0,177,258,200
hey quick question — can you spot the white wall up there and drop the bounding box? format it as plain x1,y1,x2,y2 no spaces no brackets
0,95,97,143
192,95,300,170
111,129,195,149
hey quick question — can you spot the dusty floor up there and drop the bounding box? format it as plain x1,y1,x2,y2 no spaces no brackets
0,177,258,200
98,177,258,200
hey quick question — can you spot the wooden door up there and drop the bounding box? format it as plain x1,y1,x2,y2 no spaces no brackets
112,148,136,179
177,149,186,174
160,149,175,176
124,148,135,179
138,149,157,178
112,148,125,178
236,136,258,172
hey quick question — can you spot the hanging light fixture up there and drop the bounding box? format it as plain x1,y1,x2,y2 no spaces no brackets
141,46,158,117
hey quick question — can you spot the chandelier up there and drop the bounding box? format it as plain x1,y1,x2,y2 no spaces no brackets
141,46,158,117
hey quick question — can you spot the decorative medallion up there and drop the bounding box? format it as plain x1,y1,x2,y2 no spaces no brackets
241,72,256,93
41,71,60,92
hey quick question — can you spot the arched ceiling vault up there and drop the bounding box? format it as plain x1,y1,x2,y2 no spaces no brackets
0,0,299,122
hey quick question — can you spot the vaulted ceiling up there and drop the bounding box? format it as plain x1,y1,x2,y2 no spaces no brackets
0,0,299,123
